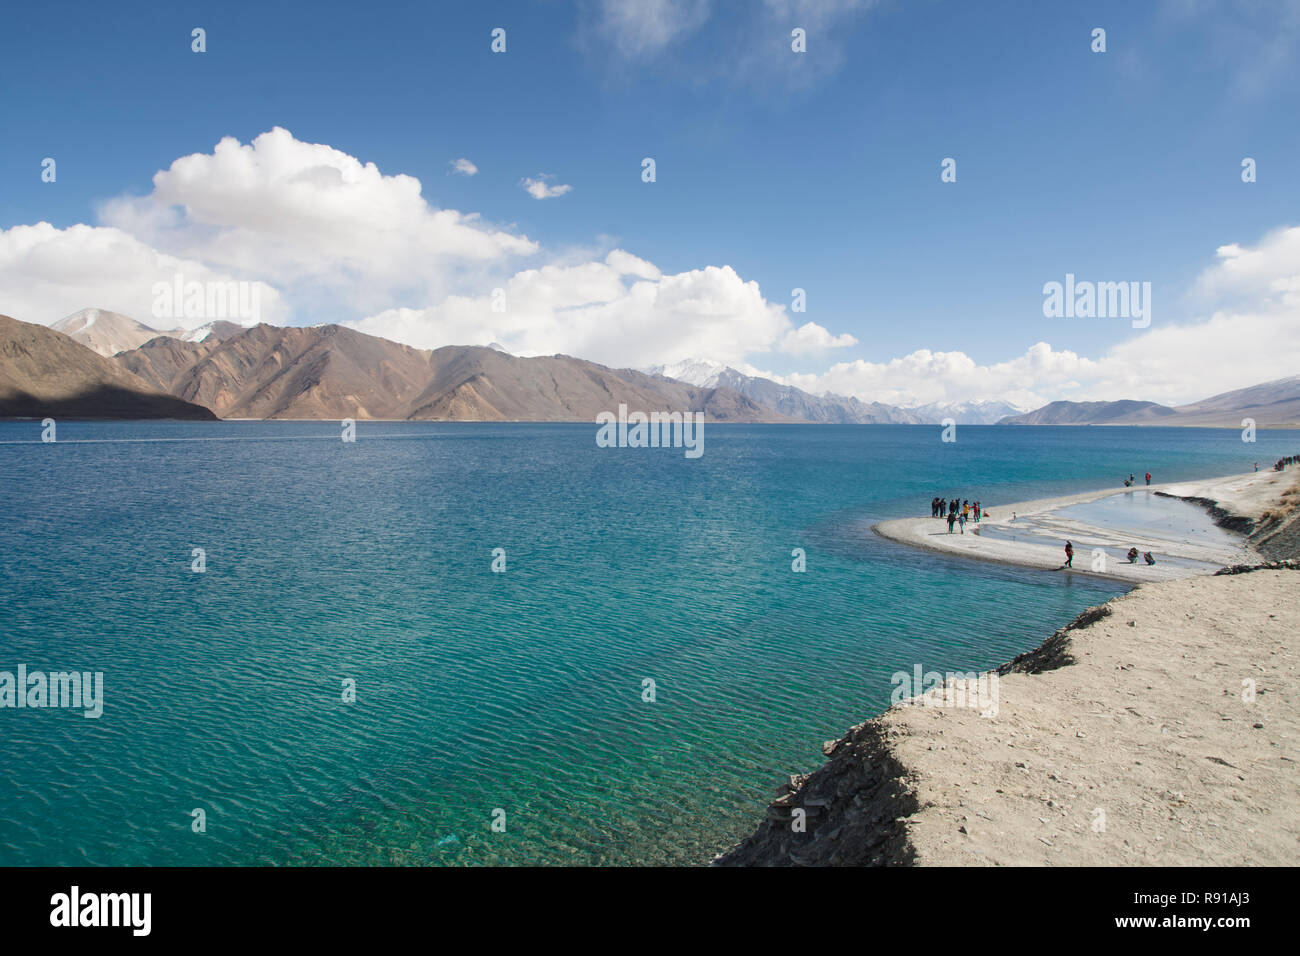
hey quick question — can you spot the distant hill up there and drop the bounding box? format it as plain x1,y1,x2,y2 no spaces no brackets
1170,375,1300,427
0,314,216,420
999,376,1300,427
999,399,1176,425
115,323,793,422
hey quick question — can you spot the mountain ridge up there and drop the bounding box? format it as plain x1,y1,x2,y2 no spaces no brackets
114,322,797,422
10,309,1297,426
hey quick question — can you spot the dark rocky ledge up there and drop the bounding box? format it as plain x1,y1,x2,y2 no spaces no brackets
712,602,1116,866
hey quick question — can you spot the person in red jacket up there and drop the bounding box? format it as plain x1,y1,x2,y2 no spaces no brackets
1145,472,1151,486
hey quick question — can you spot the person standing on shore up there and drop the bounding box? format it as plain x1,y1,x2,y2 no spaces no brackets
958,511,966,533
1064,540,1074,568
1145,472,1151,486
947,510,956,533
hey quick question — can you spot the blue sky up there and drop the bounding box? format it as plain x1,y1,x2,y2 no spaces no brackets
1,0,1298,407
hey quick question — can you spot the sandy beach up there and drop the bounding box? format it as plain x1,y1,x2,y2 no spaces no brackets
718,467,1300,866
873,471,1292,582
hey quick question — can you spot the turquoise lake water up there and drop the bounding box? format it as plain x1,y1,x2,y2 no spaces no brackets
1,422,1296,865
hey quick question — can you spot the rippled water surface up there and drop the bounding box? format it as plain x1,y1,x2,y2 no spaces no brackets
2,422,1295,865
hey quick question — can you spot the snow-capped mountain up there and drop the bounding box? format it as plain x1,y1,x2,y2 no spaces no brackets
50,310,250,356
49,308,181,357
177,320,250,345
649,358,728,389
643,360,921,423
909,400,1027,425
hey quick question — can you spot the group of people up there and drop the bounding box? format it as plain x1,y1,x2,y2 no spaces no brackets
931,496,984,534
1062,540,1154,568
1122,471,1152,488
1270,455,1298,472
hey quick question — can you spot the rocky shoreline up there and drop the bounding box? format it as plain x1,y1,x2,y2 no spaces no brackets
715,474,1300,867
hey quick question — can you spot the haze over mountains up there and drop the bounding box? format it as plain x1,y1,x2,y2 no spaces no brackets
1,309,1296,426
645,359,1024,424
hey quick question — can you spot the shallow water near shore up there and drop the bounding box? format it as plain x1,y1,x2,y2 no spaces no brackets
1,422,1296,865
1059,492,1245,546
978,491,1249,571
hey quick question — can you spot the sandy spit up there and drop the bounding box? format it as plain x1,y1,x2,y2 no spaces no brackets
872,471,1290,583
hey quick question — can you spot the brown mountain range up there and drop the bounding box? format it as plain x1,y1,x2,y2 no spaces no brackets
998,375,1300,427
9,309,1294,426
114,322,790,422
0,314,216,420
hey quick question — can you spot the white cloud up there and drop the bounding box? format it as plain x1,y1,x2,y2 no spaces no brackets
579,0,881,88
762,0,879,27
767,309,1299,412
582,0,712,59
779,321,858,354
450,158,478,176
604,249,661,280
520,175,574,200
0,221,286,329
739,226,1300,409
99,127,537,315
350,250,794,367
1197,225,1300,309
1160,0,1300,100
763,344,1090,410
3,128,1292,413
